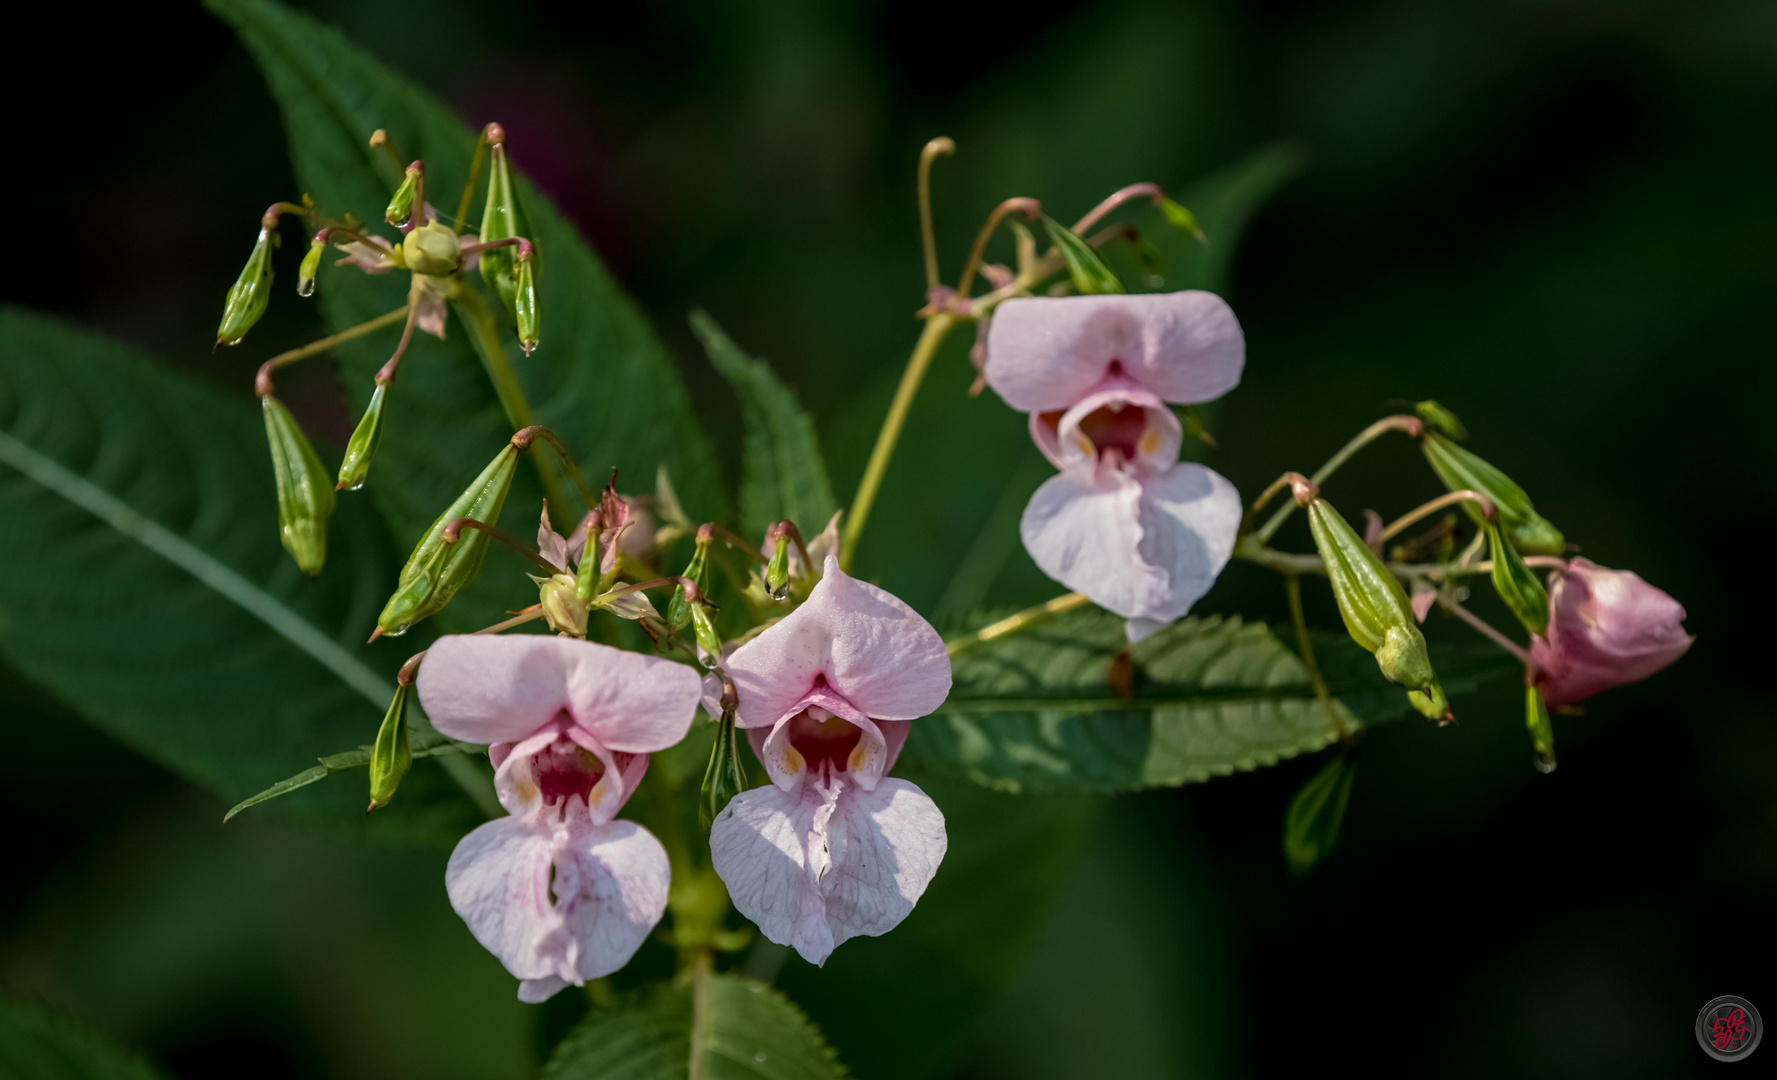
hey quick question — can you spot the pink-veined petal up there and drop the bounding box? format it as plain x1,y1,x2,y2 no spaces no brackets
821,777,946,956
554,820,671,984
1020,462,1240,635
414,286,448,340
984,292,1244,411
445,816,562,983
418,635,700,751
723,556,950,729
710,781,838,965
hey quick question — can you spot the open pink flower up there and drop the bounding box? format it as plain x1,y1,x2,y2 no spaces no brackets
1529,558,1691,706
417,635,701,1002
983,292,1246,641
709,555,951,966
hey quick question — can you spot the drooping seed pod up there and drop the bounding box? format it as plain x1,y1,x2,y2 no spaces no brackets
262,395,335,575
375,441,519,637
1281,751,1356,877
1486,519,1550,636
218,226,278,345
385,161,422,226
367,681,413,811
1417,409,1564,555
335,383,388,491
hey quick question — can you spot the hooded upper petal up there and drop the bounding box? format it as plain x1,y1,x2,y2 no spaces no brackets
418,634,701,751
710,775,945,966
984,292,1244,412
1529,558,1691,706
445,815,669,1001
723,556,951,730
1021,462,1240,637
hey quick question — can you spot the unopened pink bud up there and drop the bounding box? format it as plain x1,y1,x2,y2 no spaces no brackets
1529,558,1690,706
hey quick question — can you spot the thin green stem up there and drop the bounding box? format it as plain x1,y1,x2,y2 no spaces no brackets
918,137,955,290
0,427,499,816
956,197,1041,299
455,127,489,229
1378,489,1494,544
1256,415,1423,543
450,284,572,523
840,313,957,570
1285,574,1348,742
945,591,1089,657
254,305,410,397
1443,597,1534,666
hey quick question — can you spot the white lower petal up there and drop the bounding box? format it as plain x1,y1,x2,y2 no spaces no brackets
1021,462,1239,629
554,819,671,983
821,778,946,954
710,782,839,965
445,817,563,983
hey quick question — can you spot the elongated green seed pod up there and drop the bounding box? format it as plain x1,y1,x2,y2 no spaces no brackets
368,682,412,811
218,226,277,345
262,395,335,575
336,384,388,492
1306,497,1436,693
1487,520,1550,636
478,129,535,321
1421,431,1565,556
376,443,519,637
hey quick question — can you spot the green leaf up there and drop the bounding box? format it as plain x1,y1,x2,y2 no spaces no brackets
207,0,726,632
1282,751,1356,876
1041,215,1124,295
901,609,1514,794
222,728,480,822
543,971,848,1080
0,306,491,841
0,998,170,1080
691,310,836,541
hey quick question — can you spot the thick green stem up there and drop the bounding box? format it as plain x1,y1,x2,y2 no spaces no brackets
946,591,1089,657
450,285,572,521
840,313,956,569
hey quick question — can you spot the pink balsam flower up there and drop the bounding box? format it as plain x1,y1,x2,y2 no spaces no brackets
417,635,701,1002
710,555,951,966
1529,558,1691,706
983,292,1246,641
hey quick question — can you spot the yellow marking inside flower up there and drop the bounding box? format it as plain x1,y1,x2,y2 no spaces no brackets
783,747,804,774
588,778,607,808
1139,430,1161,457
849,744,868,772
1075,434,1095,455
516,780,539,804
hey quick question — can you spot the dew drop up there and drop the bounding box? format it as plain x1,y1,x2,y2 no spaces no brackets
754,1053,767,1064
297,278,316,298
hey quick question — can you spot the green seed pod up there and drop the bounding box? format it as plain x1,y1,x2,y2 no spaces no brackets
1159,197,1207,242
1307,497,1436,692
385,162,422,226
262,395,335,575
667,532,711,632
1486,520,1550,636
375,442,519,637
218,226,278,346
1281,752,1355,877
1041,214,1123,295
296,236,324,298
1526,684,1556,773
689,600,722,660
1413,399,1468,440
335,383,388,492
1421,431,1565,556
367,682,413,811
699,706,747,834
478,127,536,322
512,245,539,355
765,528,791,600
401,222,461,278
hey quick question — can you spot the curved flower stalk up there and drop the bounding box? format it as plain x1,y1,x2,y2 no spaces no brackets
983,291,1246,640
708,555,952,965
1529,558,1691,706
417,634,701,1002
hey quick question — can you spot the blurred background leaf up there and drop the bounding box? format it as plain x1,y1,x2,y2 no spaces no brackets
0,999,170,1080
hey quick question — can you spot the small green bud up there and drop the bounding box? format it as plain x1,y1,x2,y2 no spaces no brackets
512,242,539,355
368,682,413,811
1158,197,1207,242
335,383,388,492
262,395,335,575
218,226,278,346
1421,431,1565,556
385,161,422,226
375,441,519,637
1041,215,1124,295
1408,681,1450,720
668,530,712,632
1486,520,1550,636
1413,399,1468,441
478,125,537,322
1526,684,1556,773
401,221,461,278
699,705,747,834
689,600,722,660
297,235,324,298
1282,752,1355,877
538,572,588,637
765,527,791,600
1307,497,1437,693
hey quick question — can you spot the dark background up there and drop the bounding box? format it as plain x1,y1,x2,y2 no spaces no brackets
3,0,1773,1076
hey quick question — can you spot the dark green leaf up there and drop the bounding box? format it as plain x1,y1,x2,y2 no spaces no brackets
207,0,726,633
0,998,170,1080
1040,215,1123,295
1282,751,1356,876
901,609,1515,794
0,307,489,842
543,971,848,1080
692,310,836,541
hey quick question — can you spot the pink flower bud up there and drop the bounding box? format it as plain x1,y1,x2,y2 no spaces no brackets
1528,558,1691,706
